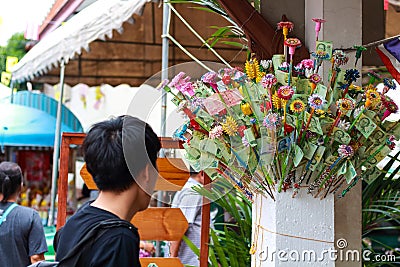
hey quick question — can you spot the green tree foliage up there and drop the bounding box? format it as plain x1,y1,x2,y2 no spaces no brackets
0,32,27,74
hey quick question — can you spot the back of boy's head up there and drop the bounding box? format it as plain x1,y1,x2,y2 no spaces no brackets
83,115,161,192
0,162,23,203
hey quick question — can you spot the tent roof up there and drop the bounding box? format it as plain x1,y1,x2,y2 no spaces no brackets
12,1,246,87
12,0,148,82
0,103,81,147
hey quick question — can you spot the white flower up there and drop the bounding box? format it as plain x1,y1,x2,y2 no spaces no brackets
352,107,363,118
337,120,350,131
260,59,272,70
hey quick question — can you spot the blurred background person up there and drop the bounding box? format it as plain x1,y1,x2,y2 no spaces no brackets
0,161,47,266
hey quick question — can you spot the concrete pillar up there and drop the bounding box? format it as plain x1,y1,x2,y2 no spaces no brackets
252,190,335,266
253,1,363,266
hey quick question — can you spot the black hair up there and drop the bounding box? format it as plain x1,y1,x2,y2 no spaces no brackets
83,115,161,192
0,162,23,203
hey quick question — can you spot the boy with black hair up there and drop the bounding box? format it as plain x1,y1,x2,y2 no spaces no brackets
55,115,161,267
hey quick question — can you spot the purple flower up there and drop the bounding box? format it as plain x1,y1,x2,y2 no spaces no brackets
338,145,354,158
242,136,250,147
308,94,326,109
261,74,277,88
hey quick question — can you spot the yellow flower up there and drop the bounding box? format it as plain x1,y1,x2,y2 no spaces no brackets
272,93,281,109
256,71,265,83
290,99,306,113
245,58,261,80
222,116,238,136
241,102,253,116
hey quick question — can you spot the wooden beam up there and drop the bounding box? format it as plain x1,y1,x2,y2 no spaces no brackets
140,258,183,267
217,0,309,61
131,208,188,241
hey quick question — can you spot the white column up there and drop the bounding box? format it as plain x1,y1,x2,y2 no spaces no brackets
254,1,363,266
252,190,335,266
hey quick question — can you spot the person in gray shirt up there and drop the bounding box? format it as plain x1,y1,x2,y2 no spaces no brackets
0,162,47,267
170,170,204,266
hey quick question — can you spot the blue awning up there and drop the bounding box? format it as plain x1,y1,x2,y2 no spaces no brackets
0,95,83,147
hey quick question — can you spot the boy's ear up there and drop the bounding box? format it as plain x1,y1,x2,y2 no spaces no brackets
137,163,158,194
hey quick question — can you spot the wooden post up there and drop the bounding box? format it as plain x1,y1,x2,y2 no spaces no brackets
199,172,211,267
56,133,86,229
56,135,70,230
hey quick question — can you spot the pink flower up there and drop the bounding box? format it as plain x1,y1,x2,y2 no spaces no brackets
201,71,218,84
178,82,195,96
277,86,294,100
169,72,186,88
261,74,277,88
301,59,314,69
263,113,281,128
338,145,354,158
209,125,223,139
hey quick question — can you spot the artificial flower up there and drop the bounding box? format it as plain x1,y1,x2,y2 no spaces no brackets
201,71,218,85
241,102,253,116
245,58,261,80
263,113,281,128
383,78,396,90
290,99,306,113
277,21,294,32
338,145,354,158
337,120,350,131
344,69,360,84
365,89,380,108
308,94,326,109
277,86,294,100
333,50,349,66
169,72,187,87
261,74,277,88
222,74,231,85
284,38,302,48
222,116,238,136
301,59,314,69
272,93,282,109
310,73,322,84
260,59,272,70
278,62,290,72
336,98,355,114
209,125,224,139
233,70,247,84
